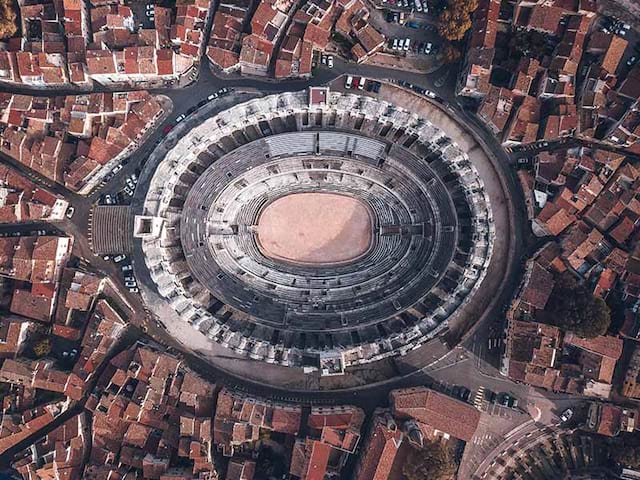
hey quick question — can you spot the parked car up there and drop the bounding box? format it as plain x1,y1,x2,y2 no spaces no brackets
112,164,123,174
207,93,219,101
372,81,381,93
358,77,366,90
103,255,111,261
113,254,126,263
65,206,75,218
392,38,399,49
175,113,186,123
484,389,497,403
121,264,133,272
327,55,334,68
123,186,133,196
125,281,137,288
403,38,411,51
129,287,139,293
628,56,638,67
345,75,353,89
424,89,436,99
560,408,574,422
124,276,135,282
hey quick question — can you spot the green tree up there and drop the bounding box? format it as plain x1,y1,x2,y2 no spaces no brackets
0,0,17,39
402,441,455,480
544,272,611,338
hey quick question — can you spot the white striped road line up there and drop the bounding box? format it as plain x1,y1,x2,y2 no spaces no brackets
474,386,485,409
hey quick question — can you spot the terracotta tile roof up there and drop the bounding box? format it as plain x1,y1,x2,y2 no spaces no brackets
389,387,480,441
565,332,623,359
596,404,622,436
602,35,628,74
520,262,554,310
355,412,402,480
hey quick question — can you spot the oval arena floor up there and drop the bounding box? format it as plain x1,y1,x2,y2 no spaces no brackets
256,193,373,266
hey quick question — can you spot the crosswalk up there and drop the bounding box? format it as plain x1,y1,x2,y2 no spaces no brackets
474,386,485,409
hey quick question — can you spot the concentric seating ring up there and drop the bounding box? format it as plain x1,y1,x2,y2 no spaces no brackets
140,90,494,368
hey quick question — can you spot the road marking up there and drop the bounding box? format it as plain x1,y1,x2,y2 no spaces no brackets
474,385,485,409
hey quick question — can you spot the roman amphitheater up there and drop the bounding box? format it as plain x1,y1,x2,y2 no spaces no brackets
136,86,508,384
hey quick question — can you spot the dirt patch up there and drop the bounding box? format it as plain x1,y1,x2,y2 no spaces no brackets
256,193,373,266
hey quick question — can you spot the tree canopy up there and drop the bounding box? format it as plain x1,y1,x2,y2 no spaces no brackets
0,0,17,40
402,441,455,480
612,433,640,469
544,272,611,338
441,42,461,63
437,0,479,41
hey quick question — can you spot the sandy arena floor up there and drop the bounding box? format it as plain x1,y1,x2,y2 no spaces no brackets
256,193,373,265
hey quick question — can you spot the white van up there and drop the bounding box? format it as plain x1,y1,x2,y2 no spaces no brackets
345,75,353,89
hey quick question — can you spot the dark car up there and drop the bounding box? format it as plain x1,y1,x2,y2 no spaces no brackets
484,389,497,403
498,392,513,407
459,387,472,402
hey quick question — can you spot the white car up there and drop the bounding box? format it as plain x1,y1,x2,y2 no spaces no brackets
560,409,573,422
425,90,436,98
175,114,186,123
65,206,75,218
113,254,126,263
112,164,123,174
123,186,133,196
327,55,334,68
321,54,327,65
129,287,139,293
403,38,411,51
358,77,366,90
125,280,137,288
124,276,135,282
392,38,399,49
345,75,353,89
207,93,218,101
121,264,133,272
424,42,433,54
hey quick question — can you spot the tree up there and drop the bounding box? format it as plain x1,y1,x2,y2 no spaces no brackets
441,42,461,63
543,272,611,338
437,0,479,41
613,433,640,468
0,0,17,40
448,0,479,14
402,441,455,480
437,9,472,41
33,339,52,357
